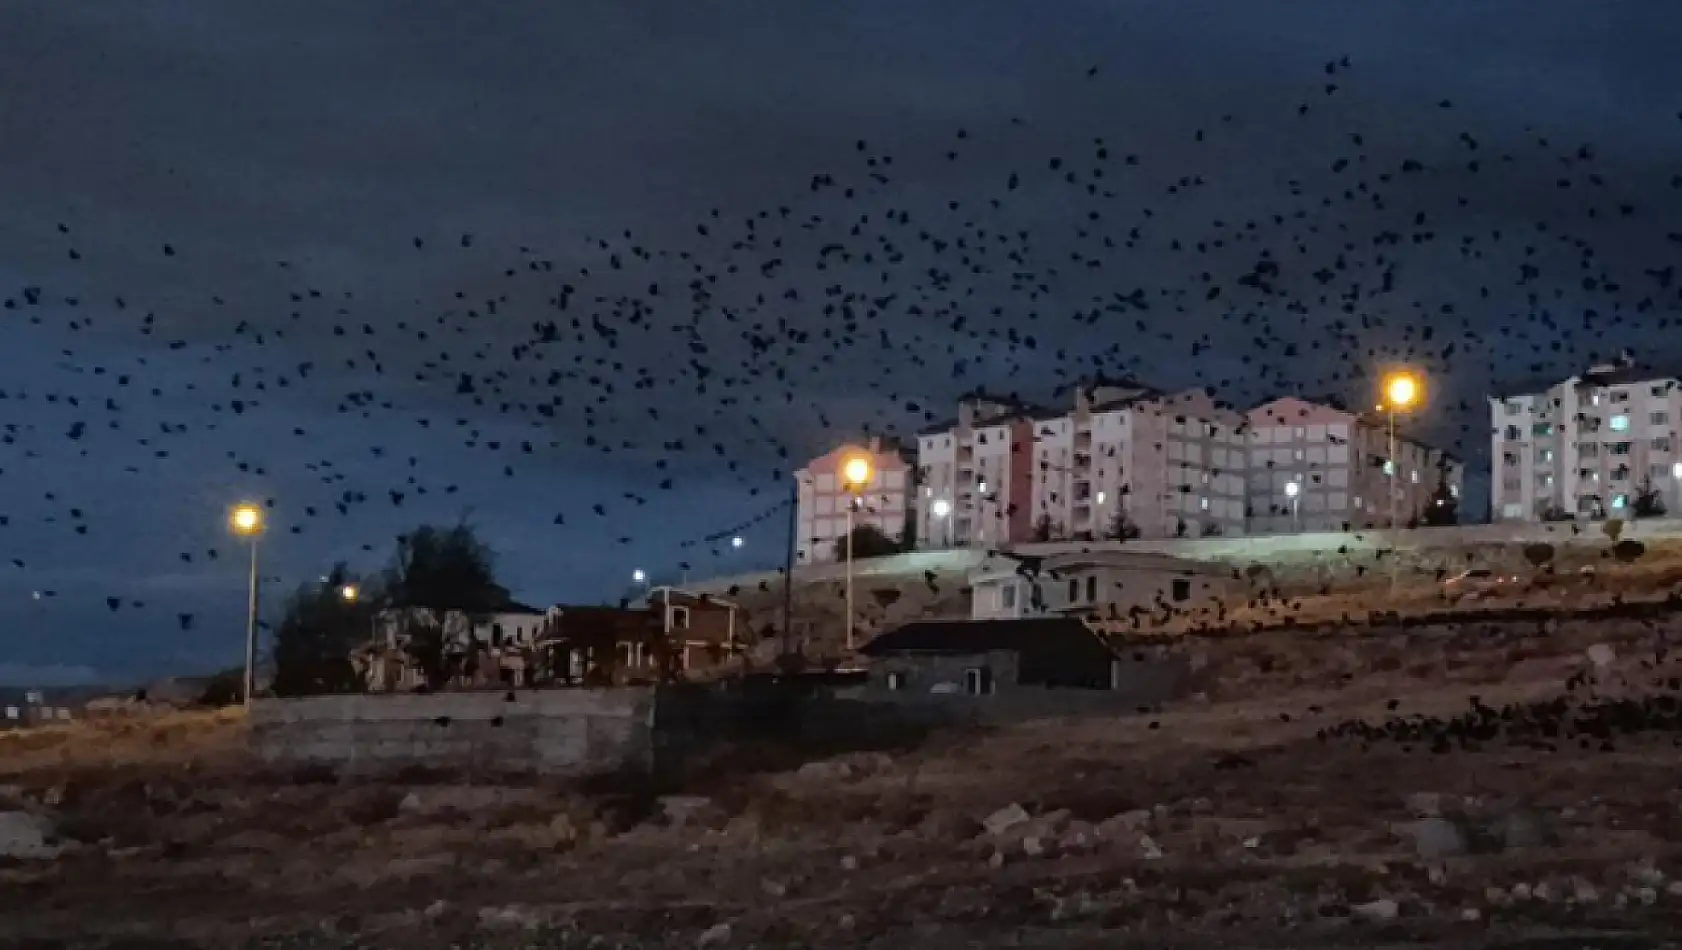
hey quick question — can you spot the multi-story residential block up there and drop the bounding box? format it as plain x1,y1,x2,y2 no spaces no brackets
795,438,912,564
1246,396,1462,532
914,394,1040,550
1489,356,1682,521
1027,380,1248,540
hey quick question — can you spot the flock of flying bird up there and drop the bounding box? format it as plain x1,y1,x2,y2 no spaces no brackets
5,56,1682,648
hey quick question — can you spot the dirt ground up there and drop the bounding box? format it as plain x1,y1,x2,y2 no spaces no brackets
7,605,1682,950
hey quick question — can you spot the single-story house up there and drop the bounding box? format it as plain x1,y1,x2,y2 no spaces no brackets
359,601,552,691
968,550,1238,630
857,617,1186,705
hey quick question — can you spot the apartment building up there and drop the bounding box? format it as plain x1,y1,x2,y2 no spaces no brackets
1028,381,1248,540
914,394,1040,549
1489,357,1682,521
795,438,913,564
1246,396,1462,532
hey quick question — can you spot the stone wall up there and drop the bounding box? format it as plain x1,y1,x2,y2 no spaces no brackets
249,689,655,776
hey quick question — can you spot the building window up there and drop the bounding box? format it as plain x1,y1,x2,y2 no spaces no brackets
1000,584,1016,609
1068,578,1080,603
886,671,907,691
1505,425,1521,440
1580,443,1599,458
1171,579,1191,602
1085,575,1097,603
964,668,993,696
491,623,504,646
1612,390,1630,404
670,606,691,630
1532,423,1554,436
1655,385,1670,398
1612,494,1629,510
1610,415,1630,432
1612,442,1632,456
1654,437,1673,452
1653,412,1670,426
1505,402,1521,415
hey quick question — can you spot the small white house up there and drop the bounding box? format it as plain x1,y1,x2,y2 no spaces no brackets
968,550,1238,626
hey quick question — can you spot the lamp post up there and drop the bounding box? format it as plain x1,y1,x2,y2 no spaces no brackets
930,497,952,548
1380,371,1422,594
1285,480,1301,532
228,503,265,707
840,452,874,653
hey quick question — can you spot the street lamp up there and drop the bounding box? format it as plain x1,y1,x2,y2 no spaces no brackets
839,451,874,653
339,584,359,603
1284,480,1301,532
228,503,264,707
930,498,952,548
730,536,744,549
1380,370,1422,593
631,569,647,584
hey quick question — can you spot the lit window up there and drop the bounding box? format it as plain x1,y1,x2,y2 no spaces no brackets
1610,415,1630,432
1532,423,1553,436
1612,494,1629,510
1096,491,1106,504
1382,460,1395,476
1199,497,1210,510
1410,470,1420,484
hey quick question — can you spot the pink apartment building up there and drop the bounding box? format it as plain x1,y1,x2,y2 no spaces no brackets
795,438,912,564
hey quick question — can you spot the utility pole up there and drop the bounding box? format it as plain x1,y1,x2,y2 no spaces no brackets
780,478,796,658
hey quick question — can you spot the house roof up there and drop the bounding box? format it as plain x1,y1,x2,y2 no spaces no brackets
859,617,1112,657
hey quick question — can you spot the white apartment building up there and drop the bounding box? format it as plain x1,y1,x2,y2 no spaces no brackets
1028,382,1248,540
795,438,912,564
914,394,1039,550
1490,357,1682,521
1247,396,1463,532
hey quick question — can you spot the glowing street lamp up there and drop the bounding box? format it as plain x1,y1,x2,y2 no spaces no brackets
632,568,647,584
838,451,875,652
730,535,744,549
930,498,952,518
339,584,359,603
228,503,265,707
1380,370,1423,593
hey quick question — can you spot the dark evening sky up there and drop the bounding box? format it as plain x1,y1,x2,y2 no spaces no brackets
3,1,1682,685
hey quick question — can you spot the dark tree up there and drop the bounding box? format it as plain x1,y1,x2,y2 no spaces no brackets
1421,476,1459,526
833,524,900,560
1105,508,1141,541
1632,479,1667,519
1032,513,1053,543
384,523,504,612
271,562,373,697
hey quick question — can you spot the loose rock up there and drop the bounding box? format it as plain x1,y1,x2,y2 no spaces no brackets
0,810,62,860
983,803,1031,837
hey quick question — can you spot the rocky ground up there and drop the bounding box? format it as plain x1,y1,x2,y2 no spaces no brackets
8,607,1682,949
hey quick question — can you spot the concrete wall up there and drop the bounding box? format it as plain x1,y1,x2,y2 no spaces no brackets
249,689,655,776
690,517,1682,596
